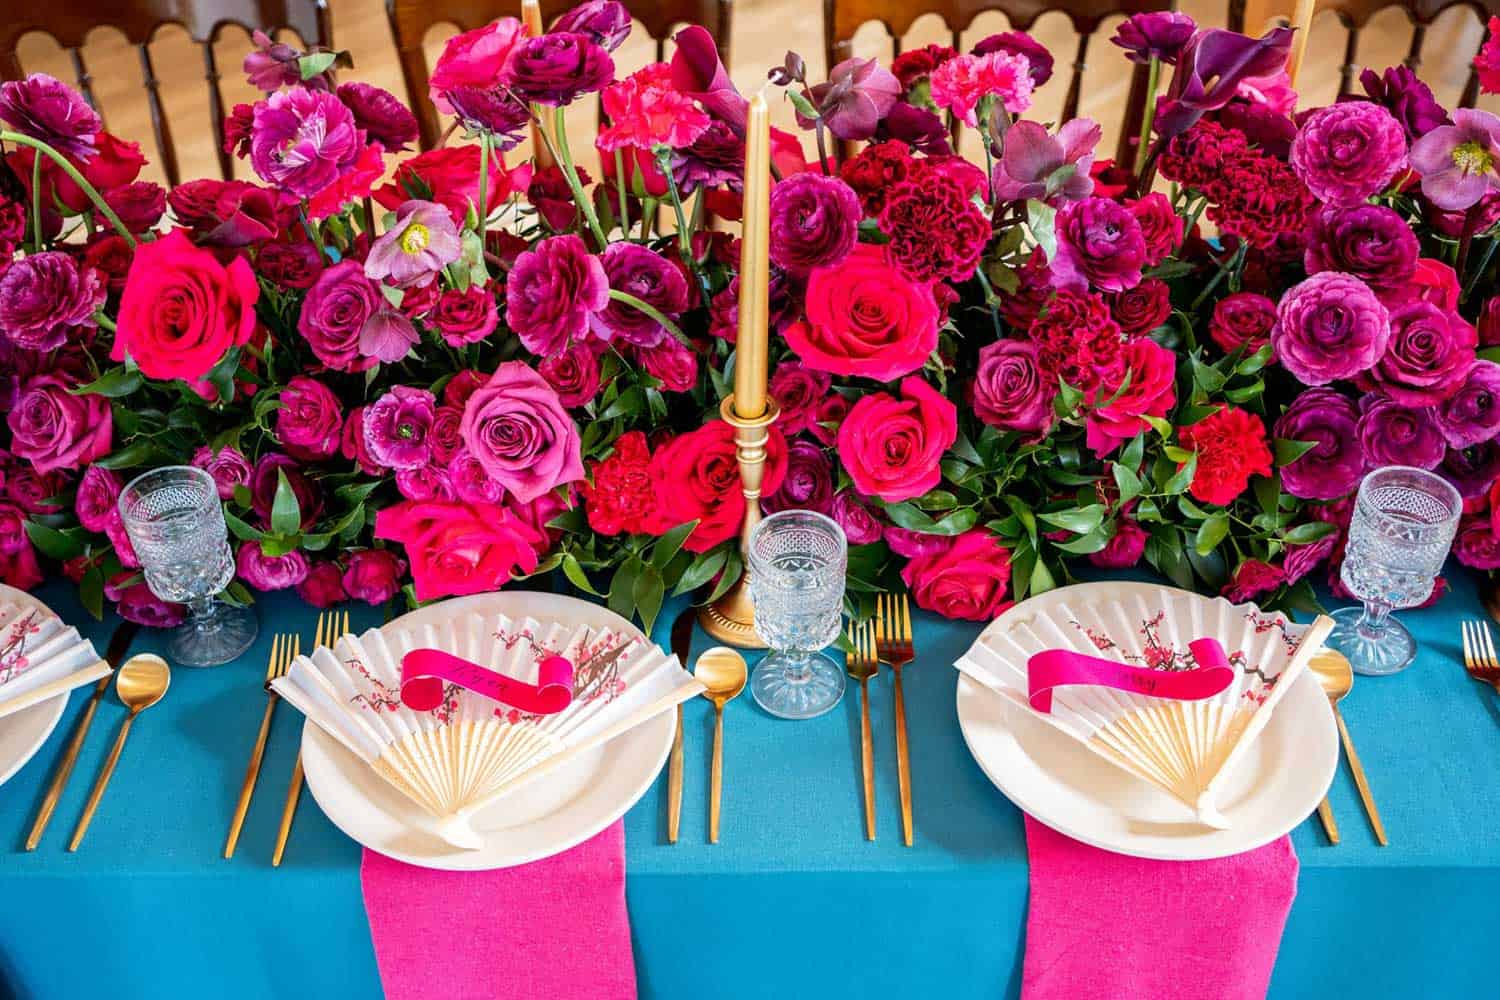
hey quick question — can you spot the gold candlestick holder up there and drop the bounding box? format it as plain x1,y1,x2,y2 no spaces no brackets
698,395,780,648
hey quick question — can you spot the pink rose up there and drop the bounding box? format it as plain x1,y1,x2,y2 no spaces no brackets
459,362,585,504
1085,338,1178,456
276,376,343,461
538,344,602,407
236,541,310,591
296,561,348,608
75,466,123,534
1222,558,1287,603
0,503,42,590
900,529,1013,621
1089,517,1148,568
8,374,111,473
342,548,407,604
836,376,957,503
374,499,544,601
191,445,252,499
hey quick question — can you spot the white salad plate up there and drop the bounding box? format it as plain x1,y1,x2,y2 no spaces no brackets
0,585,71,788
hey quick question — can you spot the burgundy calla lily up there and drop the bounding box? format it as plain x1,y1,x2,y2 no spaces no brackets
1154,26,1294,141
670,26,747,134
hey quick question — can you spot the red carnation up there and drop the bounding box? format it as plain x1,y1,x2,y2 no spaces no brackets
583,431,660,537
878,169,990,283
1027,289,1124,394
838,140,913,216
891,44,958,88
1177,405,1274,506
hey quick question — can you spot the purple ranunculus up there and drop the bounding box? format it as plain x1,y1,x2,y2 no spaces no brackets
972,31,1054,86
1303,204,1417,293
538,343,602,407
1051,196,1147,293
971,339,1054,436
364,385,437,471
505,33,614,106
0,252,106,351
364,200,462,288
764,440,834,514
806,58,902,142
237,540,310,591
768,173,860,277
669,26,746,132
276,376,344,462
443,87,531,147
191,445,252,499
1364,301,1476,405
829,490,883,545
591,243,691,347
1435,360,1500,448
1356,66,1449,141
1357,393,1446,470
673,120,745,194
1111,12,1198,65
0,74,101,160
553,0,632,51
75,466,122,534
991,119,1099,205
1271,272,1392,386
1274,388,1366,500
505,234,610,355
459,361,585,504
249,87,364,198
1290,101,1409,206
342,549,406,605
1155,27,1294,140
1409,108,1500,212
250,454,322,529
336,82,419,152
1441,440,1500,498
7,374,110,474
1283,533,1337,584
359,306,420,364
298,260,381,372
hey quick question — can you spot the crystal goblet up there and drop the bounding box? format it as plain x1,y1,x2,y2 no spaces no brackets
746,509,847,719
1328,465,1460,676
118,466,258,667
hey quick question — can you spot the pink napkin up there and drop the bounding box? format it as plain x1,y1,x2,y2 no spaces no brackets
360,820,637,1000
1022,817,1298,1000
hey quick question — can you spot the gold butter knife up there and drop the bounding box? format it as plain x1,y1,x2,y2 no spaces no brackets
666,607,694,844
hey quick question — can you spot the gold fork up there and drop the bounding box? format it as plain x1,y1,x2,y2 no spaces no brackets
1461,620,1500,692
224,633,298,859
272,609,349,867
875,592,915,847
846,619,878,842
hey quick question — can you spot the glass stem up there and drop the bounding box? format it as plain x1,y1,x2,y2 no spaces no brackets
781,649,813,684
188,597,219,631
1357,600,1392,637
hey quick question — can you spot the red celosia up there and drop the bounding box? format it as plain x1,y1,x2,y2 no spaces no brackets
1027,289,1124,394
1158,120,1253,191
1177,405,1274,506
596,63,711,153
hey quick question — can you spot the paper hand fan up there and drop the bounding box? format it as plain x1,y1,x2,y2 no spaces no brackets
956,585,1333,829
272,610,702,849
0,599,106,721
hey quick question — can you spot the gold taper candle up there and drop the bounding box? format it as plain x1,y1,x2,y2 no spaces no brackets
733,93,771,420
1287,0,1316,91
522,0,557,171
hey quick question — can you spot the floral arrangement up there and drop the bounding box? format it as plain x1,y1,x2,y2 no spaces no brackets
1,4,1499,631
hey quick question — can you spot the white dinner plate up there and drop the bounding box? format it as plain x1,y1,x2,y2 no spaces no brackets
300,590,674,871
956,581,1338,860
0,585,71,788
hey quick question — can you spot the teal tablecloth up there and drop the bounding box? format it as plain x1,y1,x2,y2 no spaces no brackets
2,574,1498,1000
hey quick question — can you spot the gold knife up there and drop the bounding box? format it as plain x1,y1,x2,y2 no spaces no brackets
666,608,694,844
25,620,140,850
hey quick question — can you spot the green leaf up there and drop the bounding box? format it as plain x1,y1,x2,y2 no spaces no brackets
1235,343,1274,376
883,501,940,532
1052,527,1112,555
1224,378,1264,404
79,566,105,620
204,347,241,404
705,548,742,603
633,567,665,633
24,520,83,560
270,470,302,537
94,440,162,470
1254,474,1282,516
1144,415,1174,438
1194,514,1230,556
932,508,979,535
672,547,728,596
651,520,699,569
1026,200,1058,260
1120,433,1145,471
607,556,643,621
298,51,339,79
1274,437,1318,466
1162,454,1197,495
1191,356,1226,394
563,552,604,596
1037,504,1105,535
950,431,983,467
1029,557,1056,596
1112,463,1142,504
71,367,142,398
1163,445,1196,463
224,509,264,542
1283,520,1338,544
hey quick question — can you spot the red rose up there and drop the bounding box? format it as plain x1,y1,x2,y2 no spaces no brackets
56,132,146,213
1390,257,1461,312
374,499,543,602
112,229,259,382
1089,517,1147,568
374,145,513,226
836,376,957,503
296,561,348,608
428,285,499,347
0,502,43,590
1209,292,1277,356
1178,405,1274,506
1107,278,1172,337
650,421,788,553
81,234,133,293
1222,559,1286,603
900,529,1012,621
1085,337,1177,457
1127,193,1183,266
342,548,408,604
784,244,939,380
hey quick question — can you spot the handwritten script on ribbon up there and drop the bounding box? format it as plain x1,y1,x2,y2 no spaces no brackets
1026,638,1235,713
400,648,575,715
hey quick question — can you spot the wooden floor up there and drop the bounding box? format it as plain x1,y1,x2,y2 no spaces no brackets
13,0,1500,189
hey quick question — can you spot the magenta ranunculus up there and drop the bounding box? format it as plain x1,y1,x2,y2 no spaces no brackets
1435,360,1500,448
364,385,437,470
1274,388,1366,500
249,87,364,199
1358,66,1449,141
1441,440,1500,498
276,376,343,462
1051,196,1146,293
764,440,834,514
554,0,633,50
1357,394,1446,470
638,337,698,392
7,375,111,474
0,251,106,351
1271,272,1391,385
1290,101,1409,206
591,243,691,347
1304,204,1418,293
74,465,122,534
973,31,1054,86
341,548,407,604
829,490,882,545
505,234,610,355
1089,517,1148,568
364,200,462,289
0,74,101,160
298,259,381,372
459,361,585,504
236,540,310,591
768,173,860,276
336,82,419,152
971,339,1054,436
192,445,252,499
505,33,614,106
1364,301,1476,405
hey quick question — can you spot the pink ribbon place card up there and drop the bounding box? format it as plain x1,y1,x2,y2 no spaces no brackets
1025,637,1235,713
399,648,575,715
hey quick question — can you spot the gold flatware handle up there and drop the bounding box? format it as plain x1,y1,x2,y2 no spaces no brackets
1334,706,1386,846
892,666,912,847
272,753,303,867
1315,795,1339,844
860,678,875,842
224,694,279,859
708,705,724,844
667,705,684,844
26,678,109,851
68,710,136,851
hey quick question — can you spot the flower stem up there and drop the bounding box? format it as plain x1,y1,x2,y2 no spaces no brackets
607,288,689,346
973,263,1004,341
1463,234,1498,303
477,130,490,243
551,106,608,249
2,131,136,247
1456,201,1483,295
1133,57,1161,178
656,147,695,265
613,149,630,238
1190,241,1248,312
30,151,43,252
814,121,832,175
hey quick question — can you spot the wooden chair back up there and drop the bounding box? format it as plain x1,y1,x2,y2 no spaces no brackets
822,0,1175,163
388,0,734,150
1,0,332,186
1230,0,1500,106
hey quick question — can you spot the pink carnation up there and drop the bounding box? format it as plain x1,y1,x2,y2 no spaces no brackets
929,51,1034,127
596,63,710,152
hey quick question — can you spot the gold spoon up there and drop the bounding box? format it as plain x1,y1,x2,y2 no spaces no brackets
695,647,746,845
1308,649,1387,846
68,654,171,851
